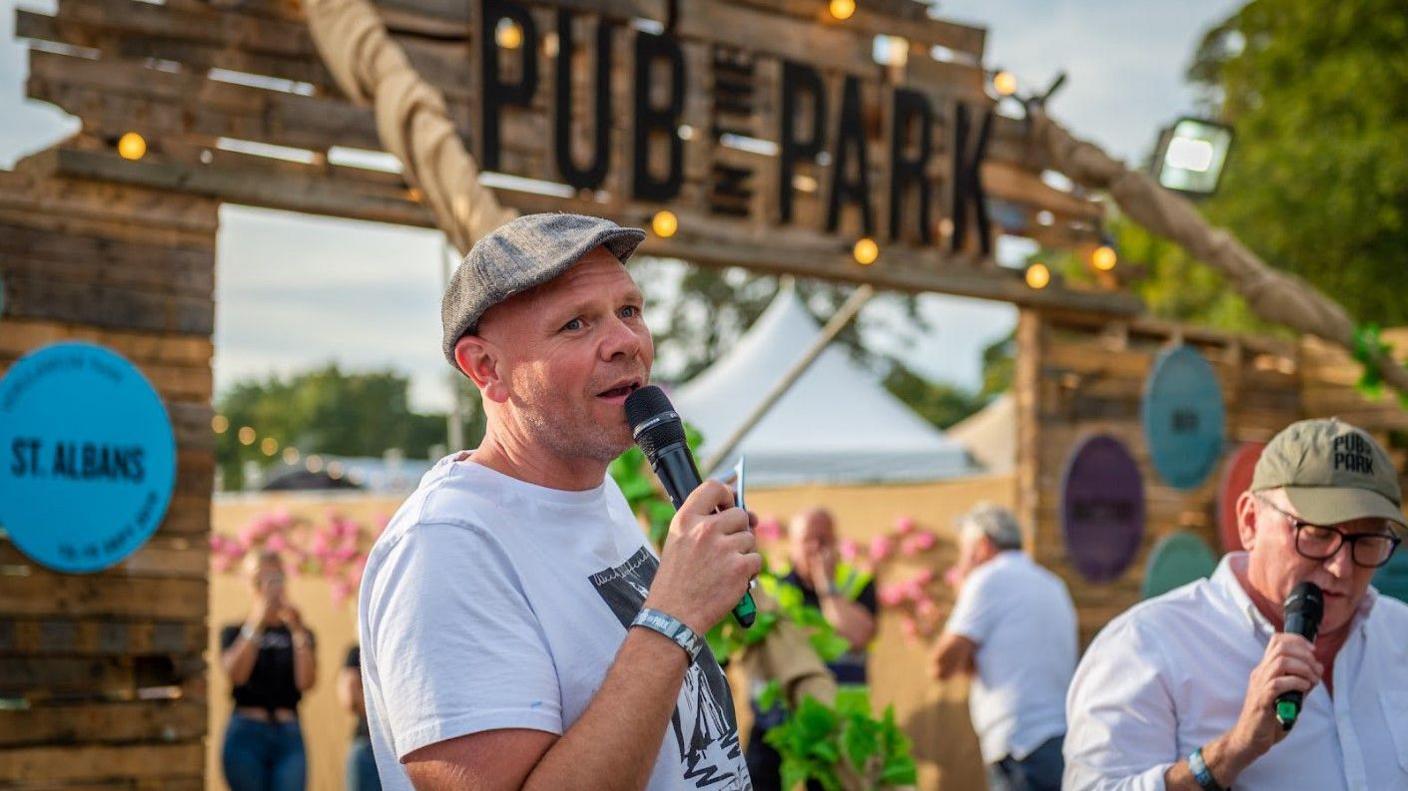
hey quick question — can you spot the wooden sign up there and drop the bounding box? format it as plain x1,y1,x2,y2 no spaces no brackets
14,0,1138,314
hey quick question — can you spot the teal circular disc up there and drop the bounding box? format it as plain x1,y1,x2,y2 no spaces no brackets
1142,345,1226,490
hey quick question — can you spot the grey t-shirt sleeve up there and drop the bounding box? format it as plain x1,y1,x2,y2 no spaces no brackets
365,521,563,759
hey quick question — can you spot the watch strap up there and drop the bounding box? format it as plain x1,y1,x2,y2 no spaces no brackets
631,607,703,663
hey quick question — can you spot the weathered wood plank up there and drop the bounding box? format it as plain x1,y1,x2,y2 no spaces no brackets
0,700,206,749
0,613,207,656
0,742,204,784
0,573,208,620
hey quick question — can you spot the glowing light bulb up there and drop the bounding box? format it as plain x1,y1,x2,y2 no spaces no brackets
853,237,879,266
992,71,1018,97
1025,262,1051,289
1092,245,1118,271
495,18,523,50
117,132,147,161
651,210,678,238
829,0,856,21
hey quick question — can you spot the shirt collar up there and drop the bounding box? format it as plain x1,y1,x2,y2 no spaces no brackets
1210,551,1380,638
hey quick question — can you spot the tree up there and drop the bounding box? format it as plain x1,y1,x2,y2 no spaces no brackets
1187,0,1408,325
629,260,930,382
215,364,484,490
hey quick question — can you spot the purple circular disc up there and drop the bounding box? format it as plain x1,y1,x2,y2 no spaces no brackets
1061,434,1146,583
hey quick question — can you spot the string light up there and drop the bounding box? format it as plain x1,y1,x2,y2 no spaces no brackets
495,18,523,49
651,210,678,239
852,237,879,266
282,447,301,465
327,461,344,480
828,0,856,21
212,415,229,434
238,426,256,446
1092,245,1118,271
117,132,147,161
306,454,324,474
1025,262,1051,289
992,71,1018,97
260,437,279,456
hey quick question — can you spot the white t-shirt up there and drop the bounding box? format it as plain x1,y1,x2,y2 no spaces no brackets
944,550,1078,764
358,454,751,791
1064,552,1408,791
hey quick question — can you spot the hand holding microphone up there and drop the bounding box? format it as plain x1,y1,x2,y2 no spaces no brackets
1219,581,1324,778
626,386,760,631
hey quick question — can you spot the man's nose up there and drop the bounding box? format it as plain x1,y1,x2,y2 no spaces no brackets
600,314,642,360
1323,538,1355,577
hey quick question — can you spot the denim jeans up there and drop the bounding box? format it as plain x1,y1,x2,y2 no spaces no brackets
221,714,307,791
347,736,382,791
986,734,1064,791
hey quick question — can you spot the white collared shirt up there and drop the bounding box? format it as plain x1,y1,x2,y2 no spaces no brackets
1064,552,1408,791
946,551,1078,763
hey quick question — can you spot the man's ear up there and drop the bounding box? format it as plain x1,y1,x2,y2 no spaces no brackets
454,335,509,404
1236,490,1259,551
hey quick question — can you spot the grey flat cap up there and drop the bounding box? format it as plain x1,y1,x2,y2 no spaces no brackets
441,213,646,367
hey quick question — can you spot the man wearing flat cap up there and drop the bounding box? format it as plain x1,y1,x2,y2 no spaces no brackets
1065,418,1408,791
357,214,757,790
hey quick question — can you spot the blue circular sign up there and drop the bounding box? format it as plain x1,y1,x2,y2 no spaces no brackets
0,343,176,573
1142,531,1217,599
1143,345,1225,490
1061,434,1146,583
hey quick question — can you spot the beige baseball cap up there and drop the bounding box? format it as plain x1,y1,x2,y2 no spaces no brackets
1251,417,1406,531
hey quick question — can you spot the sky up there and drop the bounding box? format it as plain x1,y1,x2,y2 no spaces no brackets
0,0,1243,412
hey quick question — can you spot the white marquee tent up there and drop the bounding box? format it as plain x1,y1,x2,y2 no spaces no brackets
672,286,977,487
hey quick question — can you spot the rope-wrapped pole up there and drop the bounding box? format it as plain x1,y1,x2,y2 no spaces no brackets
1028,108,1408,399
304,0,516,254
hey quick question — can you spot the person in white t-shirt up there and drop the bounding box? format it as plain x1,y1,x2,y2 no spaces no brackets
357,213,760,790
1064,418,1408,791
930,502,1077,791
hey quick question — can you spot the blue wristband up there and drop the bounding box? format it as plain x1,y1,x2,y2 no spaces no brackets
631,607,703,663
1188,747,1225,791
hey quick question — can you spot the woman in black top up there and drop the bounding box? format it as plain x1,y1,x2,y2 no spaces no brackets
219,550,318,791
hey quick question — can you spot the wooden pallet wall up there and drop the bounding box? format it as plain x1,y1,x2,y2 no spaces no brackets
0,169,217,791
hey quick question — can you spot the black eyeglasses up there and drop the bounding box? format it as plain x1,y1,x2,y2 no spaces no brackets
1255,495,1402,568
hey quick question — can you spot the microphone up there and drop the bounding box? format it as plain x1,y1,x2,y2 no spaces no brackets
1275,581,1323,731
625,385,757,628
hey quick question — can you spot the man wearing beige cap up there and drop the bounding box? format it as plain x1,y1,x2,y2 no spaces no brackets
357,214,757,790
1064,418,1408,791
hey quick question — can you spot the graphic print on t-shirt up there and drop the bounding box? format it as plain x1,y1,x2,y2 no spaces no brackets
589,547,749,790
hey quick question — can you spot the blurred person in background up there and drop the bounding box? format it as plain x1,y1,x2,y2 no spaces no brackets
339,644,381,791
746,506,877,790
219,550,317,791
931,503,1076,791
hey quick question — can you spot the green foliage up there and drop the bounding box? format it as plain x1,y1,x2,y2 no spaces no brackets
606,423,704,547
703,573,852,665
215,364,484,490
1186,0,1408,326
763,688,918,790
882,362,987,430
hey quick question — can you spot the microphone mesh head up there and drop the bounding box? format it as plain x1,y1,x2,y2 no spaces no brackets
624,385,685,461
1285,581,1323,618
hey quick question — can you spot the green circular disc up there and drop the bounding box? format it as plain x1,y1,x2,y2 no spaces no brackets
1142,531,1217,599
